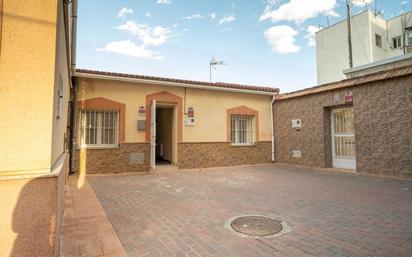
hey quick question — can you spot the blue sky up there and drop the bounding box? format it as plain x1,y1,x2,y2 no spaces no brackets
77,0,410,92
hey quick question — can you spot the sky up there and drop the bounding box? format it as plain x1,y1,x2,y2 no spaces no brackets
77,0,410,93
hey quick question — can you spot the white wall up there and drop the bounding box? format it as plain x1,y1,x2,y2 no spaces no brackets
51,0,71,167
316,11,411,85
316,11,372,84
387,12,412,55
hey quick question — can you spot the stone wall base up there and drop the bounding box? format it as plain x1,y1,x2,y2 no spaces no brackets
178,141,272,169
74,143,150,174
74,142,272,173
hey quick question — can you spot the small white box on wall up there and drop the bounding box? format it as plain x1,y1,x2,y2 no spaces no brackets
185,117,195,126
292,119,301,128
292,150,302,159
185,107,195,126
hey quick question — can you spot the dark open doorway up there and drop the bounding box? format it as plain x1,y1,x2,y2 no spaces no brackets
155,106,174,165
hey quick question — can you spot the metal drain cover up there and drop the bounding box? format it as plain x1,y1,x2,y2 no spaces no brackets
230,216,282,236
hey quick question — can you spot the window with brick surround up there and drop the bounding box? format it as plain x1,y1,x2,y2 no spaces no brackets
78,110,119,148
230,115,255,145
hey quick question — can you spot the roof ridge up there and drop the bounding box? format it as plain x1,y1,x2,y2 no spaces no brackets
75,69,278,93
276,64,412,100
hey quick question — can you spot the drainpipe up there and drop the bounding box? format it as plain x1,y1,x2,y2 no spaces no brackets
270,95,276,162
69,77,78,173
69,0,78,173
70,0,78,74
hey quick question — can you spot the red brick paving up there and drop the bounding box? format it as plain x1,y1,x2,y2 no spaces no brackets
87,164,412,257
60,176,127,257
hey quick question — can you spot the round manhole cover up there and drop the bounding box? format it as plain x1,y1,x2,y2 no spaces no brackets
230,216,282,236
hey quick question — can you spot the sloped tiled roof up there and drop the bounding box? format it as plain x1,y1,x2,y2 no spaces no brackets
75,69,279,94
276,65,412,100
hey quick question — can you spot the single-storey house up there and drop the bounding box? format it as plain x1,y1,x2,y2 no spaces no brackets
73,69,279,173
273,64,412,177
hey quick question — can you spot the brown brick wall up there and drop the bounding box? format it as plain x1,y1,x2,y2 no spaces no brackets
74,143,150,174
273,76,412,177
178,141,272,169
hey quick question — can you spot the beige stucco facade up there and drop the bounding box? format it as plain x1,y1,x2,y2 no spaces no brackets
0,0,60,174
75,75,276,172
0,0,71,256
77,78,273,143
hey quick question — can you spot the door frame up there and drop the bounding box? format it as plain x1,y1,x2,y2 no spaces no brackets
331,106,356,170
146,91,183,170
155,103,178,165
150,99,156,170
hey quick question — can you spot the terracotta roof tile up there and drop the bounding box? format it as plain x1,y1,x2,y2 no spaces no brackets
276,65,412,100
75,69,279,94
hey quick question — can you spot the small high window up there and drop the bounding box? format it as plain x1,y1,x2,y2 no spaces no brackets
78,109,119,148
375,34,382,48
407,30,412,46
392,36,402,49
230,115,255,145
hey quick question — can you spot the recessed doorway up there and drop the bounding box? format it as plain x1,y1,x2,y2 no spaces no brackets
331,106,356,170
150,102,178,170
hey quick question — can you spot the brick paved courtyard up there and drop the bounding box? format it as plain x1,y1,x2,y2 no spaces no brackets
87,164,412,257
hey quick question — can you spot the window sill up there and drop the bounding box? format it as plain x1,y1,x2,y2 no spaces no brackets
230,143,257,147
77,145,120,150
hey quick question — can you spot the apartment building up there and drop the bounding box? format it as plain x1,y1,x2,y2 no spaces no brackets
316,10,412,84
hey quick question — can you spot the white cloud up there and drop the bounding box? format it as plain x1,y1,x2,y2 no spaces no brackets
401,1,408,5
97,40,164,60
117,7,133,18
209,13,216,19
305,25,321,47
117,21,171,46
146,12,152,18
351,0,373,7
264,25,300,54
219,14,236,24
259,0,339,23
182,14,205,20
156,0,171,5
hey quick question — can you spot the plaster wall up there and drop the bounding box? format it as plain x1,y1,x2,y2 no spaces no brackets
0,0,58,173
51,0,71,167
77,78,273,143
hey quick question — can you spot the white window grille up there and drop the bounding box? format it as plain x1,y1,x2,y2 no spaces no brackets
231,115,254,145
78,109,119,148
332,107,355,158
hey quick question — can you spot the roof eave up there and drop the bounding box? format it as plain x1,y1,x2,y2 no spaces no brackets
74,71,278,96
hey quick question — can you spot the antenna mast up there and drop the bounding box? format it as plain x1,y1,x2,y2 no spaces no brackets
209,57,226,82
346,0,353,69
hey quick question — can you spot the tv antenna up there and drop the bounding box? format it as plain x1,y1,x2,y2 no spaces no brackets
209,57,226,82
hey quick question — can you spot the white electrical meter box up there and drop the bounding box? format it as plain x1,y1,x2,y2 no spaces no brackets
292,119,302,128
292,150,302,159
185,117,195,126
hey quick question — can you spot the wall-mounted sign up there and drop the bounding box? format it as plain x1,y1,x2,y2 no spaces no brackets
185,107,195,126
137,106,146,131
138,106,146,116
345,91,353,103
187,107,194,117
